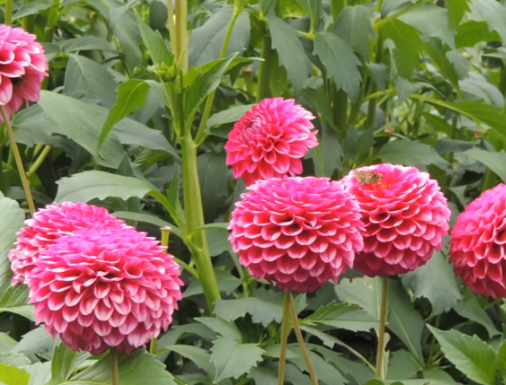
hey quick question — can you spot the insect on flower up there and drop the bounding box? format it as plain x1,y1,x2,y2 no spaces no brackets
353,170,383,185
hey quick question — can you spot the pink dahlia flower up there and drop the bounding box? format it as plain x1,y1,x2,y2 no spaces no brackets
229,177,364,293
341,163,451,277
29,227,183,355
450,184,506,298
9,202,126,285
0,25,47,120
225,98,317,186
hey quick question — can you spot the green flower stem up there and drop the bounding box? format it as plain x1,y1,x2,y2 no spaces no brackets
289,294,319,385
257,34,273,102
110,348,120,385
166,0,176,56
277,290,291,385
375,277,389,379
27,145,51,177
195,2,242,146
181,135,221,313
175,0,188,73
1,106,35,214
4,0,12,25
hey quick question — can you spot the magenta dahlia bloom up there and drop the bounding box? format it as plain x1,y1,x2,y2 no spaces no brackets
229,177,364,293
28,227,183,355
341,163,451,277
0,25,47,120
450,184,506,298
9,202,126,285
225,98,317,186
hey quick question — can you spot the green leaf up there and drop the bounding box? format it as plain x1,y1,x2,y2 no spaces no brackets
266,15,308,92
0,284,35,320
114,10,143,74
198,152,227,222
189,6,250,67
335,277,381,320
13,1,51,20
0,364,30,385
215,297,283,326
165,345,215,376
55,170,155,203
289,348,348,385
455,21,500,48
381,19,423,78
332,5,375,59
460,79,504,106
378,140,447,166
210,337,264,382
195,317,242,341
0,192,24,284
462,148,506,182
63,54,118,108
427,326,497,385
112,211,181,238
454,294,500,338
135,13,173,67
38,91,125,168
314,32,361,101
206,104,254,128
99,80,150,150
46,344,90,385
446,0,469,29
303,302,378,332
70,349,177,385
469,0,506,43
296,0,321,31
0,333,17,353
399,5,453,48
424,41,460,91
497,339,506,382
401,251,462,316
58,37,117,53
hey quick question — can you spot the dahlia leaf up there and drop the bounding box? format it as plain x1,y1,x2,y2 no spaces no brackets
214,297,283,326
46,344,90,384
99,79,151,151
427,326,497,385
401,251,462,316
166,345,215,377
188,5,250,67
302,302,378,332
210,337,264,382
0,364,30,385
135,14,173,68
380,19,423,79
335,277,381,320
0,192,24,285
70,349,178,385
206,104,254,129
446,0,469,30
378,140,447,166
195,317,242,341
112,211,182,239
314,32,362,101
463,147,506,183
288,348,348,385
198,152,228,222
453,295,500,338
332,5,375,60
266,15,308,92
0,284,35,321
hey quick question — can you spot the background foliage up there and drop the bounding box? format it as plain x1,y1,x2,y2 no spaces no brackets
2,0,506,384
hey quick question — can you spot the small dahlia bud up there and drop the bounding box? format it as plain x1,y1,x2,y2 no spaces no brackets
28,227,183,355
9,202,126,285
0,25,47,119
229,176,364,293
225,98,317,186
450,184,506,298
341,163,451,277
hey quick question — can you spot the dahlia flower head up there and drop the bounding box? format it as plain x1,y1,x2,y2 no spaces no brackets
225,98,318,186
341,163,451,277
450,184,506,298
28,227,183,355
9,202,126,285
229,176,364,293
0,25,47,119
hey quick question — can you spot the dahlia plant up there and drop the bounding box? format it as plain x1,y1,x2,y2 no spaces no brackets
2,0,506,385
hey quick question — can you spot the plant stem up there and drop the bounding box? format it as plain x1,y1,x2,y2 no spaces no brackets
289,294,318,385
4,0,12,25
257,34,273,102
195,4,242,145
27,145,51,177
110,349,120,385
174,0,188,73
375,277,389,379
180,135,221,313
331,0,347,20
1,107,35,214
167,0,177,56
277,290,291,385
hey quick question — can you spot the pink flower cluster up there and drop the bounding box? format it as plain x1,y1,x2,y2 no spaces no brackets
226,98,452,293
9,202,182,355
0,25,47,119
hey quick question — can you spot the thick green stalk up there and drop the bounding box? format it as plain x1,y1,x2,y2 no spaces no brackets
289,294,318,385
175,0,188,73
1,107,35,214
181,135,221,312
27,145,51,177
195,3,242,145
257,34,273,102
375,277,389,379
110,349,120,385
4,0,12,25
277,290,291,385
